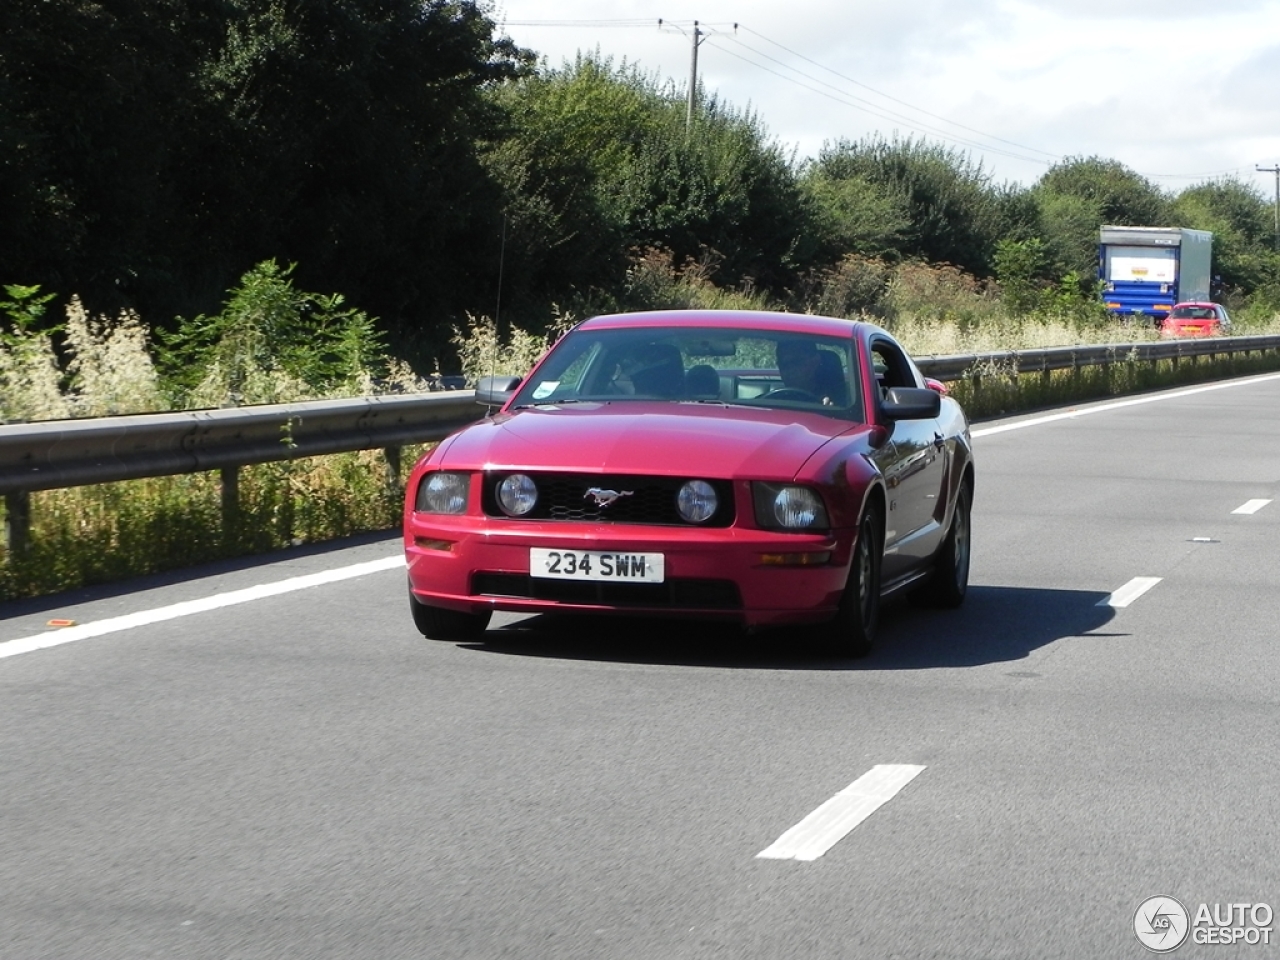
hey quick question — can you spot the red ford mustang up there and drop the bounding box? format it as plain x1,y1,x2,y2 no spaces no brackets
403,310,974,656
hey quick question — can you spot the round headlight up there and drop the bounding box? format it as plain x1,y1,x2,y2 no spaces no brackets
420,472,469,514
772,486,824,528
677,479,718,523
497,473,538,516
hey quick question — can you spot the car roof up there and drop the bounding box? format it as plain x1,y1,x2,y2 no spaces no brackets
1171,301,1218,308
577,309,870,339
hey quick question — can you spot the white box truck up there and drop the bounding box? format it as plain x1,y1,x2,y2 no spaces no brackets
1098,226,1213,322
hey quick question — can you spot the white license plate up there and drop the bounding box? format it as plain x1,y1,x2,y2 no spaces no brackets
529,548,665,583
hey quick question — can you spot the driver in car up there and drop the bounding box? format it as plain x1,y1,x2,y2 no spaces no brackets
774,339,849,406
775,339,822,392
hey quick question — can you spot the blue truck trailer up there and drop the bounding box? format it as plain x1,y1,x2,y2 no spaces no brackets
1099,225,1213,322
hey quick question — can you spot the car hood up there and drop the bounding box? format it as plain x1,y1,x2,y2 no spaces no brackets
436,402,867,479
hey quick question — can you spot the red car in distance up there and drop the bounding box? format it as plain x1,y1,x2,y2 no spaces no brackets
403,310,974,657
1161,301,1232,337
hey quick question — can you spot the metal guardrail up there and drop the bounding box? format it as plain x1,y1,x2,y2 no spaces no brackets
913,333,1280,382
0,392,481,497
4,333,1280,553
0,392,485,554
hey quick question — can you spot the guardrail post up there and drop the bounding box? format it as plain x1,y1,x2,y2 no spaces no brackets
383,446,403,524
221,466,240,545
383,446,401,494
4,490,31,558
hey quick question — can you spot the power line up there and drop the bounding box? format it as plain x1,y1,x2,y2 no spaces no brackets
729,25,1063,164
496,16,1272,187
501,19,661,28
705,37,1055,168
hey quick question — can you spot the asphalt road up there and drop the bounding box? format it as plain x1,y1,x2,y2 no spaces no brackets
3,373,1280,960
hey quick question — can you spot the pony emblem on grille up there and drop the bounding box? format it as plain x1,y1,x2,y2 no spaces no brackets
584,487,634,508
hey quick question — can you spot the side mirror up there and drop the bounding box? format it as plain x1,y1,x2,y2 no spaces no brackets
475,375,521,407
881,386,941,421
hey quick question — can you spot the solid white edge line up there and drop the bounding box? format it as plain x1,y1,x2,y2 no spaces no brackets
1232,499,1272,515
971,372,1280,439
1097,576,1162,609
756,764,926,862
0,555,405,660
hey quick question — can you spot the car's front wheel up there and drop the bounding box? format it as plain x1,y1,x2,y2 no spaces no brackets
409,589,492,640
818,505,881,658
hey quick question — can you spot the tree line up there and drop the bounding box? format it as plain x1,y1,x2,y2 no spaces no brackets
3,0,1278,374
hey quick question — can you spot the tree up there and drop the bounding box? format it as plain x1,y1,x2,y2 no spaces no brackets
993,238,1049,316
1035,156,1171,228
480,55,659,316
798,164,911,263
804,137,1009,277
0,0,532,366
1172,177,1278,297
0,0,219,310
1034,191,1105,280
482,55,809,321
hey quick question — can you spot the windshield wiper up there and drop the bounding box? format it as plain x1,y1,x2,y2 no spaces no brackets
511,398,597,409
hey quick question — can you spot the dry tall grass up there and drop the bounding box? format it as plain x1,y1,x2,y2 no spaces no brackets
0,286,428,601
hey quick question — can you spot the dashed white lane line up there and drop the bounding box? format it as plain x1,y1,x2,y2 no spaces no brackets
1097,576,1162,609
971,372,1280,439
1233,499,1273,515
0,556,405,661
757,764,926,862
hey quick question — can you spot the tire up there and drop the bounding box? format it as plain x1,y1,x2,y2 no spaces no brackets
818,506,881,658
409,589,492,640
920,479,972,608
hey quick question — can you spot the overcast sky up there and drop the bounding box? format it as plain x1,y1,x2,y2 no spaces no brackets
492,0,1280,198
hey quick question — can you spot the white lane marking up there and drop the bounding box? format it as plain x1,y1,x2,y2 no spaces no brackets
1097,576,1162,608
757,764,926,862
971,372,1280,439
0,556,405,660
1233,499,1272,515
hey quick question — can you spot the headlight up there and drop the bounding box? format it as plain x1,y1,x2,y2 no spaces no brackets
676,479,718,523
497,473,538,516
417,471,470,514
753,483,829,530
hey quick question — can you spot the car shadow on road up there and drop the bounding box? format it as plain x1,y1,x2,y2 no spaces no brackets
459,584,1119,670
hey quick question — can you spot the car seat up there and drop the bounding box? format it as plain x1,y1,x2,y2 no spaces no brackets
815,351,849,406
627,343,685,398
684,364,720,399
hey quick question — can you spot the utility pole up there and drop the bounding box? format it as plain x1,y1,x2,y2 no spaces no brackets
659,19,723,132
687,21,703,131
1259,163,1280,251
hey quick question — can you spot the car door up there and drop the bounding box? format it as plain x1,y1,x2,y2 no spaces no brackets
866,336,948,582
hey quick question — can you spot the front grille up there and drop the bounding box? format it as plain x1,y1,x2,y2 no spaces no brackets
473,573,742,610
481,472,734,527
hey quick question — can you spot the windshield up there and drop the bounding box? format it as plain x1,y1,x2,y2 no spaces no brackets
1170,306,1216,320
509,325,864,422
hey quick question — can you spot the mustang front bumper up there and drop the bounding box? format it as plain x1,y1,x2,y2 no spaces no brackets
404,512,854,628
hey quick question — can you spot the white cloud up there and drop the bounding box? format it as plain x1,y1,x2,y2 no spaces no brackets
493,0,1280,193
